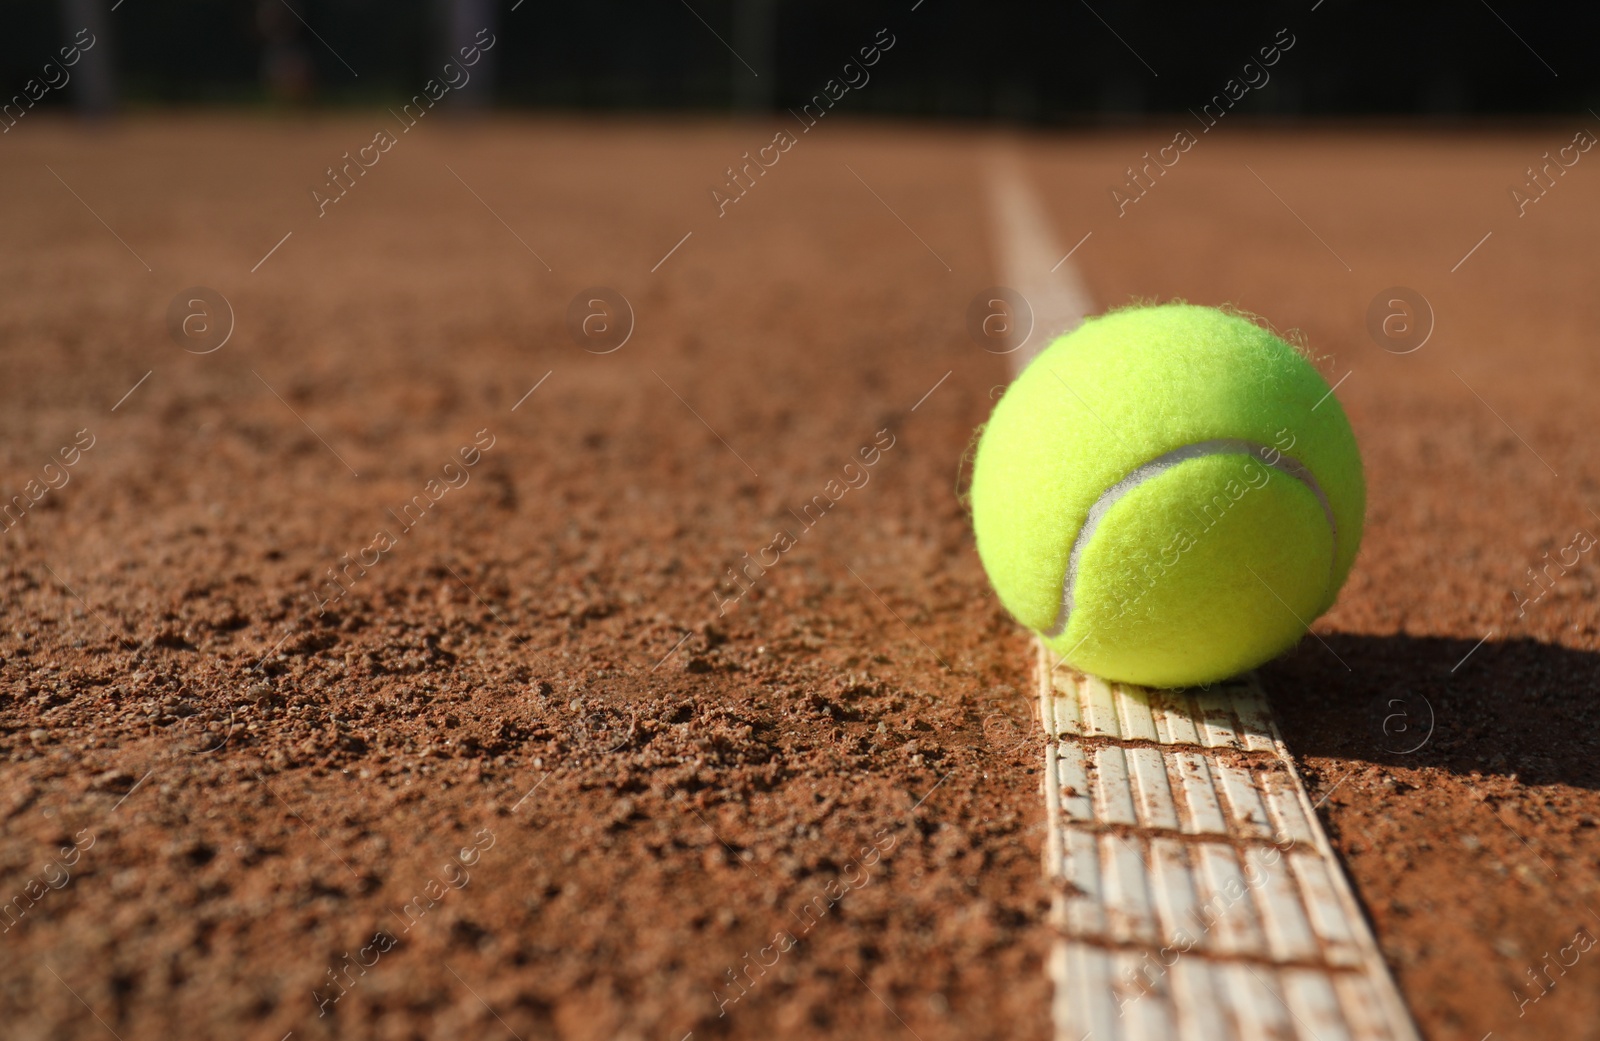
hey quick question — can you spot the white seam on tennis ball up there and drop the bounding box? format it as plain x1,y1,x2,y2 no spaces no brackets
1044,439,1337,640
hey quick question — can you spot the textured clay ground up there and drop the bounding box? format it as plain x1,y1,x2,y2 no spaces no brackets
0,117,1597,1041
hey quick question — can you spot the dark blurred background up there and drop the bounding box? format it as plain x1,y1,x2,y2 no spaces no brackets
1,0,1596,120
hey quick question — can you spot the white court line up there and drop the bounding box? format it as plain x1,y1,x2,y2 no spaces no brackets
984,151,1422,1041
985,151,1095,373
1034,657,1424,1041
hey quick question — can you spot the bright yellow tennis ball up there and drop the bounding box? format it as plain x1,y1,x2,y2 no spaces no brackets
971,304,1365,688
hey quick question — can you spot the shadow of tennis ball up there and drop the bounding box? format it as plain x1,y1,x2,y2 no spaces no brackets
1377,689,1435,755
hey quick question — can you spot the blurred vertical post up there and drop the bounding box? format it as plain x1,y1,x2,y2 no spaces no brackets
61,0,115,117
257,0,314,104
439,0,497,109
732,0,775,112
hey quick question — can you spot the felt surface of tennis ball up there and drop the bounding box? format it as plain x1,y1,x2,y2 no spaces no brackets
970,303,1364,688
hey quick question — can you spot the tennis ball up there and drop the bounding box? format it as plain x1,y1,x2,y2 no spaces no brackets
971,303,1364,688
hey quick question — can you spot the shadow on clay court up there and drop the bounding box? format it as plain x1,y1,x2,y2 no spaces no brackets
1265,634,1600,792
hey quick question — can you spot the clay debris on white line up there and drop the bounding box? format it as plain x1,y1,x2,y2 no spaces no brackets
1038,649,1422,1041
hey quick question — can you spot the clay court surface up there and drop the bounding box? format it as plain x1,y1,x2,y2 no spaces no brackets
1,116,1597,1040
